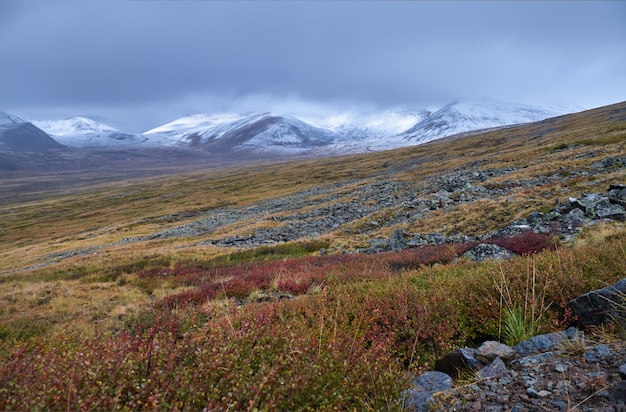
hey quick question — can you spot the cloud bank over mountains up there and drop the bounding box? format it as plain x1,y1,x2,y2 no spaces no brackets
0,1,624,132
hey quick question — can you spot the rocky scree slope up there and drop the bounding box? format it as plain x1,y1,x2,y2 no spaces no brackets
119,157,625,251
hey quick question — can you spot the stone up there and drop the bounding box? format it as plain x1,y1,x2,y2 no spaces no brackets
435,347,481,380
527,211,545,225
609,183,626,192
477,357,509,380
402,371,453,412
476,341,516,364
607,381,626,404
566,278,626,328
462,243,515,262
513,352,557,368
583,344,612,363
618,363,626,379
551,400,569,410
513,330,568,356
576,194,626,221
591,156,625,170
407,233,448,247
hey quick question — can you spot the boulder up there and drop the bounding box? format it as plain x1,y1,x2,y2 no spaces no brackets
475,341,516,364
513,330,569,356
434,347,481,380
566,278,626,328
402,371,453,411
462,243,515,262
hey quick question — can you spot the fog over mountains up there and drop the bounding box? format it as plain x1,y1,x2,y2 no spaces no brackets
1,100,579,156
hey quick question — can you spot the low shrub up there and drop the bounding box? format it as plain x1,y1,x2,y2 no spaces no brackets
487,231,555,255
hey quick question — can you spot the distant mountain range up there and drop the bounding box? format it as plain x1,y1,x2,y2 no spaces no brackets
0,100,580,155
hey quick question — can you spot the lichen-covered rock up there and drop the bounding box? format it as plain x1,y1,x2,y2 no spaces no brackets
462,243,515,262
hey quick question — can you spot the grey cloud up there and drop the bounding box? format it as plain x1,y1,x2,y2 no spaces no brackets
1,1,625,132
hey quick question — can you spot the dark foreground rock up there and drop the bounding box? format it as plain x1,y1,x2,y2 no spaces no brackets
567,278,626,329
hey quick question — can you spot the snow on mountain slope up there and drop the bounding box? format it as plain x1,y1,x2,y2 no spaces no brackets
305,109,431,141
144,113,339,153
398,100,579,144
142,113,246,145
34,117,146,148
0,111,64,152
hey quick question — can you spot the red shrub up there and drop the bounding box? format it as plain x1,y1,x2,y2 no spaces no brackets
487,231,555,255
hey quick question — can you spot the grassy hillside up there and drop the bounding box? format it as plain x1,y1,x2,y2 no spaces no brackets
0,101,625,410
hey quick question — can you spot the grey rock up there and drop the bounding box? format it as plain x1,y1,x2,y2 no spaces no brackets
551,400,569,411
513,351,557,368
476,341,516,364
407,233,447,247
513,330,568,356
565,326,584,340
555,363,568,373
618,363,626,379
583,344,612,363
527,211,545,224
402,371,453,412
463,243,515,262
477,357,509,380
591,156,625,170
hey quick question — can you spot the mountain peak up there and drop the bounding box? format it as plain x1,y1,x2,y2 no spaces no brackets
0,111,28,127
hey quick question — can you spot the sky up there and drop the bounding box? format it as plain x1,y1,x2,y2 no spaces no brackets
1,0,625,133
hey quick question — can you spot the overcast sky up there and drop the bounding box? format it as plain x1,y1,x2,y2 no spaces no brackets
1,0,624,133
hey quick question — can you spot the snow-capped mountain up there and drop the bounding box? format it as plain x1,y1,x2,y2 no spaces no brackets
145,113,339,153
33,117,146,148
398,100,578,144
0,112,64,152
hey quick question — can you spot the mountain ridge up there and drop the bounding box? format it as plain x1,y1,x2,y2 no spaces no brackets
6,99,582,155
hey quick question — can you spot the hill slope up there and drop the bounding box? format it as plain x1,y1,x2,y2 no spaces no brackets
0,112,64,152
0,100,624,411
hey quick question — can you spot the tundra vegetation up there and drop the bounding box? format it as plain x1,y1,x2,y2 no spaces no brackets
0,102,625,410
